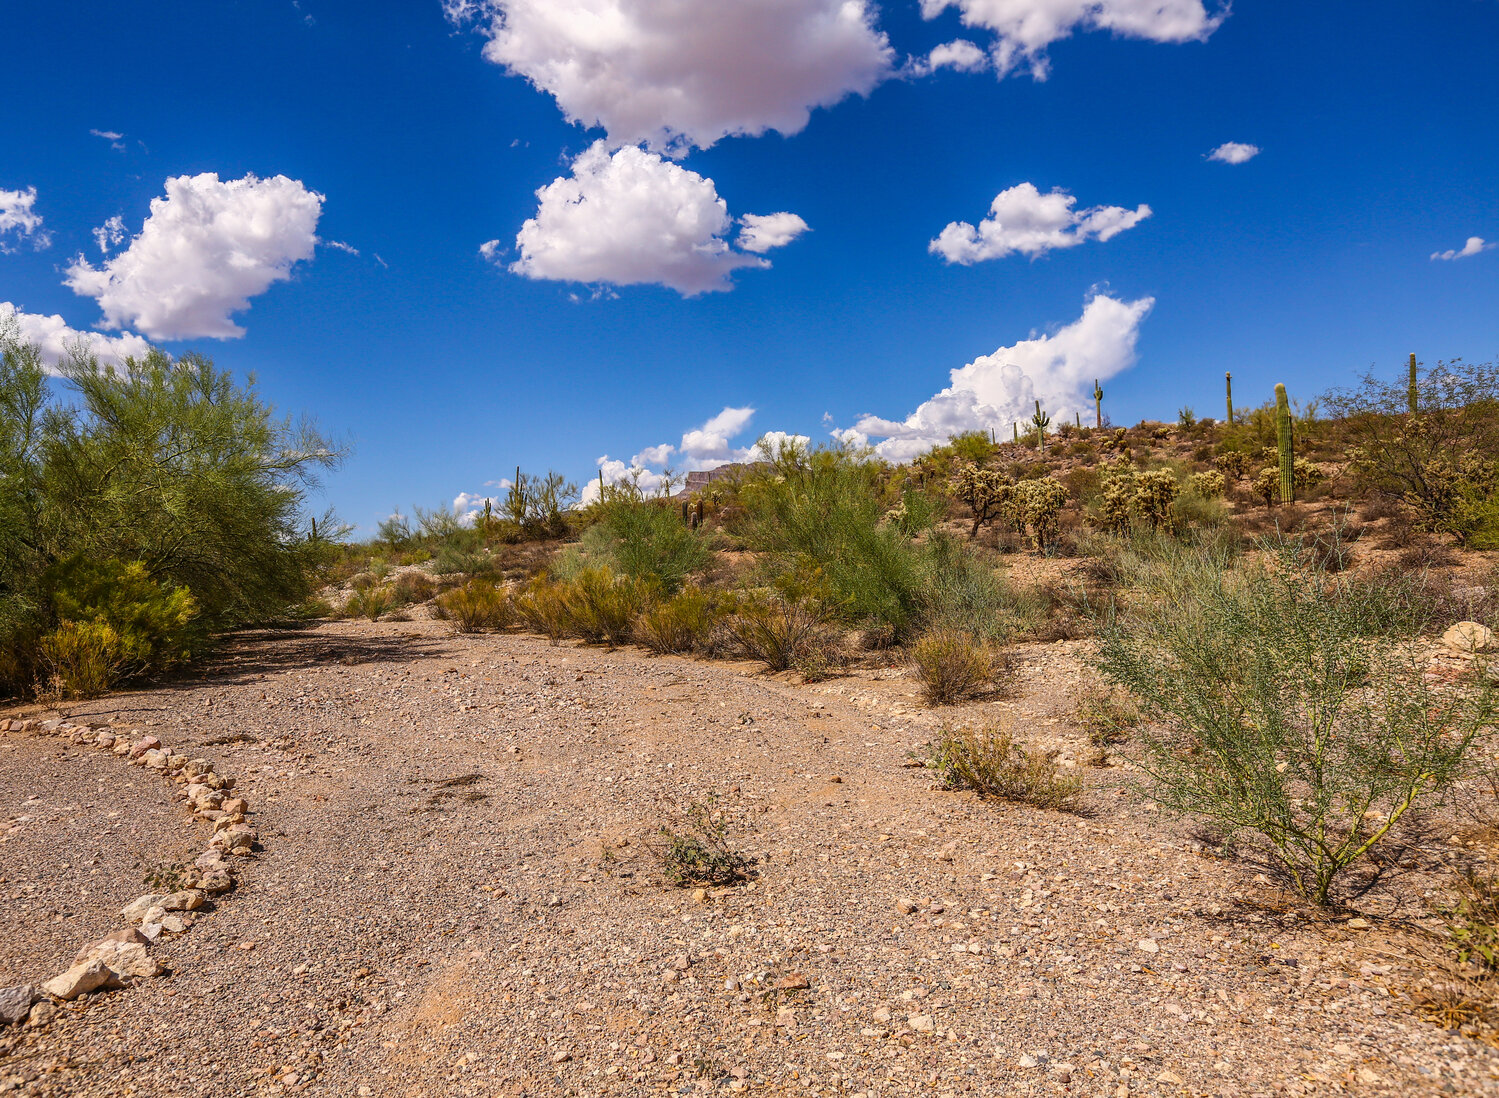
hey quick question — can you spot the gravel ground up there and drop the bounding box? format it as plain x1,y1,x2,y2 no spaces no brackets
2,618,1497,1097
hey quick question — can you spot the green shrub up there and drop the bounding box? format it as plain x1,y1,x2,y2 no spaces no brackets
924,724,1081,809
634,586,718,654
436,579,513,633
918,533,1044,642
512,575,575,644
392,571,437,605
649,797,756,887
45,557,199,678
344,584,396,621
727,592,839,671
38,620,126,698
911,629,995,705
586,483,709,592
430,544,500,576
565,567,656,648
1096,541,1494,904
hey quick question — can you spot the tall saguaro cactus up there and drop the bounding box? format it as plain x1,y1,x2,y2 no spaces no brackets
1225,372,1234,425
1275,383,1295,504
1031,399,1051,452
1408,353,1419,415
1093,380,1104,429
1013,422,1019,444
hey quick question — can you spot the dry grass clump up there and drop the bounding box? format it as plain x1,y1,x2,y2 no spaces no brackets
924,723,1082,810
565,567,656,649
434,579,514,633
511,575,574,644
342,584,396,621
911,628,997,705
726,593,840,672
392,570,437,605
634,586,718,654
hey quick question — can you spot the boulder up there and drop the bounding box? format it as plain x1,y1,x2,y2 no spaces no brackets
1443,621,1496,655
75,939,161,979
0,985,39,1026
121,894,169,924
41,960,123,1001
161,889,205,912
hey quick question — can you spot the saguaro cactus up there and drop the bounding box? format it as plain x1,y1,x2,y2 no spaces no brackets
1275,383,1294,504
1093,380,1104,429
1013,422,1019,443
1225,372,1234,425
1408,353,1419,415
1031,399,1051,452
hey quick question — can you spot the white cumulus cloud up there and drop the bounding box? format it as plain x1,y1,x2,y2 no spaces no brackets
930,182,1150,264
64,172,325,341
921,0,1224,79
446,0,893,153
737,212,810,254
92,215,126,254
1,302,152,374
511,142,802,295
1206,141,1260,164
0,187,51,252
920,39,990,73
851,293,1153,462
1431,236,1495,262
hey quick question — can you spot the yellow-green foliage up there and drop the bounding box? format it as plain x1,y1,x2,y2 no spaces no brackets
1099,464,1137,534
912,628,994,705
1188,470,1226,499
512,574,574,644
1215,451,1251,481
634,586,717,654
392,571,437,605
950,462,1015,537
1007,478,1067,552
925,724,1082,809
39,620,125,698
565,566,656,648
1135,470,1180,529
47,557,199,678
436,579,513,633
727,592,838,672
343,584,396,621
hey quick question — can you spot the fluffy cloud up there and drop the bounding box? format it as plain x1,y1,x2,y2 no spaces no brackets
930,182,1150,264
1,302,152,374
478,239,503,262
0,187,50,252
737,212,810,254
1206,141,1260,164
679,406,757,465
64,172,324,340
92,215,126,254
919,39,990,73
446,0,893,152
451,482,514,524
1431,236,1495,262
511,142,803,295
921,0,1224,79
852,293,1153,462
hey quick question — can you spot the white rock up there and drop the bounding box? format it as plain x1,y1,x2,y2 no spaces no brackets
161,890,204,911
41,960,122,1001
1137,938,1160,953
76,939,161,979
121,894,168,925
1443,621,1496,654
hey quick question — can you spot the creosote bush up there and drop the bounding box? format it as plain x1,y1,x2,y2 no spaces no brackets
924,723,1082,809
1096,541,1495,905
511,575,574,644
911,628,995,705
565,567,656,649
634,587,718,655
727,591,839,672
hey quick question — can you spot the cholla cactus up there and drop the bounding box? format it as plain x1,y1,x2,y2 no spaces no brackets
1098,461,1137,534
1252,466,1279,507
951,462,1015,538
1215,451,1251,481
1188,469,1227,499
1135,469,1180,529
1013,478,1067,552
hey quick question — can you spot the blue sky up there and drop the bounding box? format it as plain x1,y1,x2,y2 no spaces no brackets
3,0,1497,530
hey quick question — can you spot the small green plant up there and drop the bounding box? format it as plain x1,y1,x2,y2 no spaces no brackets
391,571,437,605
912,628,996,705
435,579,514,632
143,858,192,892
1178,406,1197,429
649,797,756,887
924,723,1082,810
1446,871,1499,971
344,584,396,621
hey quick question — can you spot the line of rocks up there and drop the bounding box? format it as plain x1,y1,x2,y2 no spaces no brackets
0,716,257,1026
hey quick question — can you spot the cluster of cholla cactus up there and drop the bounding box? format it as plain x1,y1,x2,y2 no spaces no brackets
1097,460,1180,532
950,462,1015,537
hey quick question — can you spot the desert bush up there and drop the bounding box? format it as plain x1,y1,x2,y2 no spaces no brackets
1326,358,1499,543
430,543,501,576
436,579,513,633
38,620,125,698
511,574,575,643
726,591,839,671
912,629,996,705
565,567,656,648
344,584,396,621
918,534,1044,642
46,557,199,678
583,483,709,592
648,797,756,887
924,724,1082,809
392,571,437,605
634,586,718,654
1446,871,1499,971
1096,541,1494,905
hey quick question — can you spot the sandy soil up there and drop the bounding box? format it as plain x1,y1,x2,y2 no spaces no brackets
1,619,1496,1097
